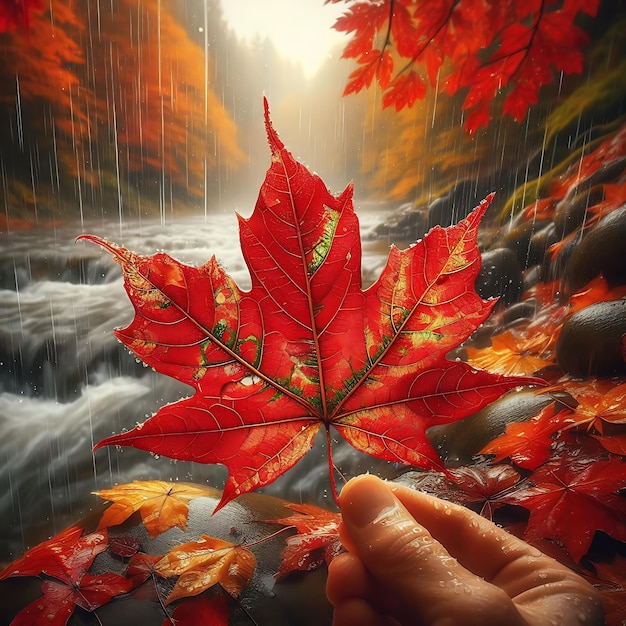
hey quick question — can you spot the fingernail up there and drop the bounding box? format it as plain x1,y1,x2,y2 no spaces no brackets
341,476,397,528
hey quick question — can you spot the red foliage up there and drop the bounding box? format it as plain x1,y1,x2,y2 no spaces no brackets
329,0,599,132
0,0,42,32
81,101,537,510
268,503,343,579
0,527,133,626
501,451,626,562
449,464,521,515
167,594,231,626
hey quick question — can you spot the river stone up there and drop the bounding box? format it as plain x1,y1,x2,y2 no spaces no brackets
475,247,523,306
499,219,552,268
556,299,626,378
554,185,605,237
426,388,566,466
564,206,626,292
0,486,334,626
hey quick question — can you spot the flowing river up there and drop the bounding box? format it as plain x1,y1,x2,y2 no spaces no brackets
0,204,396,563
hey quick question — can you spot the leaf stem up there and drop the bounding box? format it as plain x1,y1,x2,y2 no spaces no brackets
326,426,341,507
242,525,294,549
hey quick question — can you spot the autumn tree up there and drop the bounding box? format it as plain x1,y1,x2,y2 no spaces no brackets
0,0,245,221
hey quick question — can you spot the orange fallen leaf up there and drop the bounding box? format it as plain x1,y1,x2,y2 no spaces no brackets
466,329,552,377
155,535,255,604
95,480,213,538
479,404,569,469
569,276,626,313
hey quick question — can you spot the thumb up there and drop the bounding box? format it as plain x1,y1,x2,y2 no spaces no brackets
338,475,510,624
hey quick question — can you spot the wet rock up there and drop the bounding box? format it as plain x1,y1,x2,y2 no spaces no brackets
564,206,626,292
499,219,552,268
523,264,544,293
502,299,538,326
475,248,523,306
556,299,626,378
570,155,626,193
554,185,605,237
0,486,334,626
427,180,491,229
369,201,428,242
427,389,562,467
544,235,580,284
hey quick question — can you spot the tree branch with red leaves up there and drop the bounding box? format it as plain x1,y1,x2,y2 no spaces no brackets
328,0,600,132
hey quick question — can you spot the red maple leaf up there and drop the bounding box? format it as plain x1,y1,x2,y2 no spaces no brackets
267,503,342,579
449,464,522,520
0,527,133,626
331,0,599,132
80,100,537,511
501,451,626,562
166,594,231,626
479,404,569,470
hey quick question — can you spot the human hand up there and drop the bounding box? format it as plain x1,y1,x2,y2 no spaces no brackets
326,474,603,626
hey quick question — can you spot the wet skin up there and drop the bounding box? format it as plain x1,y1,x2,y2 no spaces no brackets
326,475,604,626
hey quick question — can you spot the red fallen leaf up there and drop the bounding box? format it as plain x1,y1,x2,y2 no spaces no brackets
155,535,255,604
500,451,626,562
479,404,569,470
127,552,162,585
81,100,538,511
267,503,342,579
108,535,142,558
448,464,521,520
96,480,214,538
591,555,626,626
547,380,626,455
552,126,626,199
592,433,626,456
0,527,133,626
165,594,230,626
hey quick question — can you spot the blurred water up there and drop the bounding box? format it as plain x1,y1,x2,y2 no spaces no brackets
0,204,394,562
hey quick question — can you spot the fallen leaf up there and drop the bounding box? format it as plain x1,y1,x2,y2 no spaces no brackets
267,503,342,579
0,527,133,626
479,404,569,470
501,451,626,561
155,535,255,604
449,464,522,520
165,594,231,626
466,329,552,377
96,480,213,538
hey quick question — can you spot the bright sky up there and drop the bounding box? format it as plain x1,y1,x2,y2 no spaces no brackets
219,0,348,78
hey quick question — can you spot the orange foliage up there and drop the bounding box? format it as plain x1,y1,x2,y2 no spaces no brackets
466,329,553,377
155,535,256,604
92,0,245,195
0,0,244,200
96,480,215,539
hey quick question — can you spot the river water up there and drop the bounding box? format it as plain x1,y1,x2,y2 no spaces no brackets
0,203,396,563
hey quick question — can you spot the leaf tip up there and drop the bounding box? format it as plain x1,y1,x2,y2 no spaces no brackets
264,97,285,155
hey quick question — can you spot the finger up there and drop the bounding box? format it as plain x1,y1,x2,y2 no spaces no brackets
338,475,525,626
387,479,604,625
387,482,591,591
332,596,398,626
326,552,372,606
387,481,540,584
